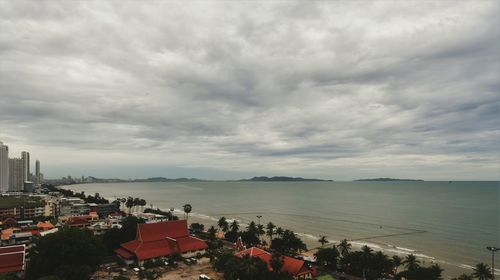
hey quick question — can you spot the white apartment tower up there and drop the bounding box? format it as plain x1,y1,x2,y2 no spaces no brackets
9,158,24,192
21,151,30,182
0,142,9,192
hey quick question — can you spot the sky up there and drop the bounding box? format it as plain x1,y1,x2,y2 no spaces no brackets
0,1,499,180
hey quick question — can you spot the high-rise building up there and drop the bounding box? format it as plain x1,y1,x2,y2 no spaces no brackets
35,160,40,185
0,142,9,193
21,151,30,182
8,158,24,192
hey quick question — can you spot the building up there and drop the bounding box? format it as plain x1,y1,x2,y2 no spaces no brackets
8,158,24,192
0,142,9,193
23,181,34,193
88,203,120,218
35,160,41,185
235,247,317,279
21,151,29,183
0,245,26,274
115,220,208,264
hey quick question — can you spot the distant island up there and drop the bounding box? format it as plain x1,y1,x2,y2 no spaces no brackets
239,176,333,182
354,178,424,182
48,175,334,185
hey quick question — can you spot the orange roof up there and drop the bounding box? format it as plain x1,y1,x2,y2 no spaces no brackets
235,247,314,277
36,221,54,230
1,227,20,241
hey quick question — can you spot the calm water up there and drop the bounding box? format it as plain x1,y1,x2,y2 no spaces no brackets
67,181,499,277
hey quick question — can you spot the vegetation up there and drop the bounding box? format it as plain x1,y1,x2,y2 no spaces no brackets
211,249,292,280
183,203,192,220
472,263,493,280
47,184,109,204
143,207,178,220
27,227,105,280
101,216,145,254
318,235,329,247
315,247,339,269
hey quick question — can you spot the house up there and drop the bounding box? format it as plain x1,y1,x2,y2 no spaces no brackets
115,220,208,264
235,247,317,279
36,221,55,231
0,245,26,274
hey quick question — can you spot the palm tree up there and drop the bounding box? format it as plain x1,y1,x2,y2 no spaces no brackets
403,254,420,272
361,245,373,279
391,255,402,275
207,226,217,241
275,227,284,237
472,263,493,280
133,197,140,212
218,217,229,233
183,204,192,221
318,236,329,247
451,273,474,280
230,220,240,232
337,239,351,257
266,222,276,241
125,197,134,214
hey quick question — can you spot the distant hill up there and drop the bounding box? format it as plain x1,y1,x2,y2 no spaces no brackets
136,177,205,182
354,178,424,182
240,176,333,182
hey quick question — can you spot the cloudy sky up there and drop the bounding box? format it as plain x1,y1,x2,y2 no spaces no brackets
0,1,498,180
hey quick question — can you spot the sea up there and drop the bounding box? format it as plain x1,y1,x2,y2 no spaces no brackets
65,181,499,278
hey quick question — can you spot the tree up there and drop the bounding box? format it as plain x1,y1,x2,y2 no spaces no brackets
125,197,134,214
337,239,351,257
392,255,403,275
190,222,205,234
27,228,105,280
276,227,284,237
266,222,276,241
271,230,307,255
183,204,192,220
451,273,474,280
218,217,229,232
230,220,240,232
403,254,420,272
102,216,145,254
208,226,218,241
472,263,493,280
361,245,373,279
271,253,284,272
315,247,339,270
318,235,329,247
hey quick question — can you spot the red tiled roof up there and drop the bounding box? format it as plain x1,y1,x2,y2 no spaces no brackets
138,220,188,241
235,247,313,276
0,245,25,273
176,236,208,253
117,220,207,261
115,248,134,259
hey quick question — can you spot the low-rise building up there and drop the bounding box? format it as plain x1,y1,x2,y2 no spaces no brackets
235,247,317,279
0,245,26,274
115,220,208,265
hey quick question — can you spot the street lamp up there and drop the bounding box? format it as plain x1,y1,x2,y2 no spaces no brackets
256,215,263,242
487,246,499,279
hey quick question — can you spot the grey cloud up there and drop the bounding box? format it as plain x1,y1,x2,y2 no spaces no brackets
0,0,498,180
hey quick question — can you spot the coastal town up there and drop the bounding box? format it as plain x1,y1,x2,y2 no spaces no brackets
0,145,496,280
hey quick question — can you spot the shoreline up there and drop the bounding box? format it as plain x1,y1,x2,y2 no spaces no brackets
59,183,500,278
